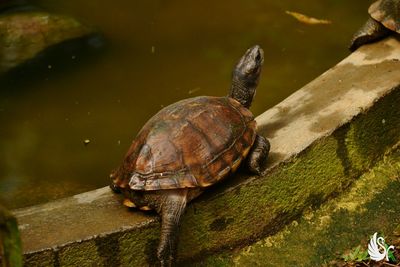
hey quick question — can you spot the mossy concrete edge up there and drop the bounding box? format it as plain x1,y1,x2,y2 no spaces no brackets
21,83,400,267
175,85,400,264
12,37,400,266
194,143,400,267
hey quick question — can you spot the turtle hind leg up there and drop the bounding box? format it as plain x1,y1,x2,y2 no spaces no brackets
157,190,188,267
109,183,122,194
349,17,391,51
246,134,270,175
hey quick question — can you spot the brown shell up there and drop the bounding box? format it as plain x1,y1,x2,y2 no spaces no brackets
112,96,256,191
369,0,400,33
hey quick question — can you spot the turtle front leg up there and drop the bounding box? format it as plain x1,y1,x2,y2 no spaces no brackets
349,17,391,51
247,134,270,175
157,190,187,267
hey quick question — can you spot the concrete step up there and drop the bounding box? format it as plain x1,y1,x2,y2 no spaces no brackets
194,143,400,266
10,37,400,266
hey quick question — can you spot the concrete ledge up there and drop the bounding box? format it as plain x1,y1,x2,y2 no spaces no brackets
202,143,400,266
13,37,400,266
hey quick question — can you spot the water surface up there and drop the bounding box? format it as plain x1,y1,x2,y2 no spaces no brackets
0,0,369,208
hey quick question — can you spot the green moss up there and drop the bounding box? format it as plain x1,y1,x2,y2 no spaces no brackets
118,222,161,266
21,85,400,266
56,240,102,267
23,250,54,267
345,88,400,171
173,88,400,261
201,147,400,267
0,205,22,267
181,252,234,267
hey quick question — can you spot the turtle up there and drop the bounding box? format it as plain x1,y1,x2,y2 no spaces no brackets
349,0,400,51
110,45,269,267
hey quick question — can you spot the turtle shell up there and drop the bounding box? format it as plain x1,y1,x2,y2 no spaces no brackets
112,96,256,191
369,0,400,33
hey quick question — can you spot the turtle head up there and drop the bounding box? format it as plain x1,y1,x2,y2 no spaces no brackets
229,45,264,109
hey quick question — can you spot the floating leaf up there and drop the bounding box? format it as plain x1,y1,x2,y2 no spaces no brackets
285,11,332,25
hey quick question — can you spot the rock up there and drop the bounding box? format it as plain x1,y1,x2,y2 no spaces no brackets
0,11,102,74
0,204,22,267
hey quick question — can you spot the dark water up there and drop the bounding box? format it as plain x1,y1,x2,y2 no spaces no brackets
0,0,369,209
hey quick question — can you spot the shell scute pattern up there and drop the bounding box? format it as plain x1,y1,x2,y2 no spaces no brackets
369,0,400,32
113,96,256,190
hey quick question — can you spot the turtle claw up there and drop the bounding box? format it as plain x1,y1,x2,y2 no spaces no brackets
109,183,121,194
123,199,136,208
258,168,269,177
139,205,151,211
247,135,270,176
349,17,391,51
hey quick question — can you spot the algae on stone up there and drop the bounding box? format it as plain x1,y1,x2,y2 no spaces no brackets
174,88,400,262
198,146,400,267
0,11,96,74
0,205,22,267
